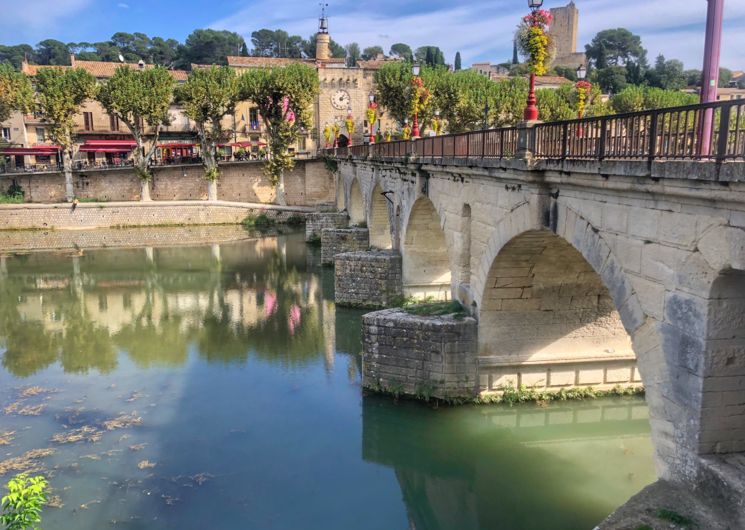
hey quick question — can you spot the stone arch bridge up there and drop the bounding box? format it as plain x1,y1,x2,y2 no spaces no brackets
321,107,745,509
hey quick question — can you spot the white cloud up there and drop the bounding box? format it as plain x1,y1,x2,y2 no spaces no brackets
0,0,94,40
211,0,745,70
117,2,130,8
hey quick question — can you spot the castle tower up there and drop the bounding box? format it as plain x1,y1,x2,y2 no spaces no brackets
549,1,579,60
316,4,330,62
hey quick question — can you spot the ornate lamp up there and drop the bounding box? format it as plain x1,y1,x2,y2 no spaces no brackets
576,64,587,80
528,0,544,10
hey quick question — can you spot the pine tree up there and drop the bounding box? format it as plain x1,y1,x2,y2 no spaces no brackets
454,52,462,71
240,42,249,57
512,39,519,65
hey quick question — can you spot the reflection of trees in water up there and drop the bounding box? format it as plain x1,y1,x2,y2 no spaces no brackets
0,238,329,377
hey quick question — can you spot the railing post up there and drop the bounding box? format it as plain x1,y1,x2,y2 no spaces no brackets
648,110,659,165
598,117,608,160
482,131,486,159
561,122,569,160
716,102,732,162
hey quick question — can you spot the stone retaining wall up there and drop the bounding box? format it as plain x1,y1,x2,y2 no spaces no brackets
334,251,402,308
306,212,349,242
320,228,369,265
0,201,312,230
1,159,334,206
362,308,479,399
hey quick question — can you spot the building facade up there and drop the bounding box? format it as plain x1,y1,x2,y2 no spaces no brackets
549,1,586,70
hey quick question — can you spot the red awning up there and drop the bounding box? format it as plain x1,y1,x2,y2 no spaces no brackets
158,143,196,149
0,146,60,156
78,147,131,153
81,140,137,150
231,141,253,148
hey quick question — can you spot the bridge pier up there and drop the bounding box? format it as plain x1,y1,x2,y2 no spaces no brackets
320,227,369,266
362,308,479,400
334,250,402,309
305,212,349,242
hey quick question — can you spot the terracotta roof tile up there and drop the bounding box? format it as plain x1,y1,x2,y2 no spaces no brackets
23,60,187,81
227,56,314,68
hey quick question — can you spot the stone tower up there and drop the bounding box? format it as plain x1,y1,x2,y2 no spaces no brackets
316,4,330,62
550,1,579,60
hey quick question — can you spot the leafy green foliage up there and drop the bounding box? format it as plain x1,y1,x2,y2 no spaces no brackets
175,67,240,181
176,29,246,68
242,213,275,228
1,474,48,530
0,64,34,122
96,66,174,180
34,68,98,154
345,43,361,67
610,85,698,113
656,509,693,527
361,46,384,61
403,301,465,318
454,52,462,71
585,28,647,70
239,64,319,186
645,54,686,91
251,29,305,59
389,43,413,62
415,46,445,67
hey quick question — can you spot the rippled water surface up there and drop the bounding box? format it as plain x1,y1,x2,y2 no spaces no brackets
0,230,656,529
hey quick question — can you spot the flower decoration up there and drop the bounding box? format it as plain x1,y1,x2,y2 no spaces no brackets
517,9,554,76
431,114,443,136
323,123,333,148
401,122,412,141
366,101,378,128
410,77,432,119
575,80,593,117
345,115,355,136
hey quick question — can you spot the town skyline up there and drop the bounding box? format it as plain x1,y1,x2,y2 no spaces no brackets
1,0,743,71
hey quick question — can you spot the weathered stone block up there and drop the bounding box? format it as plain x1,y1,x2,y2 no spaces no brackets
320,228,369,265
362,308,478,400
306,212,349,242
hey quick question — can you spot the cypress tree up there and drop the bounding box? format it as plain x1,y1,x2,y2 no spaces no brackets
454,51,462,71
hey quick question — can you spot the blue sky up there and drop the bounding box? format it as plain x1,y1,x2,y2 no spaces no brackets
1,0,743,70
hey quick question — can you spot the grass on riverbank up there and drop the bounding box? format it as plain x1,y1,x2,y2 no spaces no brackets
0,194,24,204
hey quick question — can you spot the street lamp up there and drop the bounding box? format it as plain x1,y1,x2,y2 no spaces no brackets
483,99,490,130
522,0,544,122
411,63,422,138
576,64,587,81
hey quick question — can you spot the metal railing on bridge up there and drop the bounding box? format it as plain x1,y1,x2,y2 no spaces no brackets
323,99,745,165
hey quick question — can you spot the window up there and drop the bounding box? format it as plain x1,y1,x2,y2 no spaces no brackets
35,128,45,143
109,115,119,131
83,112,94,131
249,108,259,130
1,128,9,141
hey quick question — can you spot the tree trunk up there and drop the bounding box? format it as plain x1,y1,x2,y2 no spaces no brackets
141,178,152,201
63,150,74,202
275,170,287,206
208,180,218,201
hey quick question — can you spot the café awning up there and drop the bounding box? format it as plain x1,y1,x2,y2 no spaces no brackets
157,143,196,149
79,140,137,152
0,145,60,156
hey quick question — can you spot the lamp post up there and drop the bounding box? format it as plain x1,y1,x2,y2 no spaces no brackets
483,99,490,130
523,0,544,122
576,65,588,120
699,0,725,156
411,63,421,139
368,94,377,145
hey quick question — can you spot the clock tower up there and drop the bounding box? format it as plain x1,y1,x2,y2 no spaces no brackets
316,3,331,62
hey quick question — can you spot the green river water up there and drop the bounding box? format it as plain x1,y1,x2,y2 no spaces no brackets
0,229,655,530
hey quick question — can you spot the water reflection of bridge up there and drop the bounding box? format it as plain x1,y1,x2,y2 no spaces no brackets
362,396,653,530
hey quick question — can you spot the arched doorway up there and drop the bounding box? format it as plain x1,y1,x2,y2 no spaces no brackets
479,229,635,391
369,184,392,249
700,269,745,455
402,198,451,300
348,179,365,226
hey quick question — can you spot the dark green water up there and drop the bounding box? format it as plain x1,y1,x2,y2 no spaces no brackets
0,231,655,530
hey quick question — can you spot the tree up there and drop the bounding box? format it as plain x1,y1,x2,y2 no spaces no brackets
0,64,34,123
595,66,629,94
97,66,174,201
685,69,702,87
362,46,384,61
251,29,305,58
35,39,71,65
346,43,361,67
240,42,249,57
585,28,647,69
611,85,698,113
389,43,413,62
646,54,685,91
454,52,462,71
175,67,239,200
0,44,35,70
415,46,445,67
719,67,733,87
34,68,97,202
151,37,180,66
374,61,415,124
176,29,246,68
1,474,48,530
240,64,319,205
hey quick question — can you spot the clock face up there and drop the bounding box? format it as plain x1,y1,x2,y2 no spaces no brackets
331,90,351,110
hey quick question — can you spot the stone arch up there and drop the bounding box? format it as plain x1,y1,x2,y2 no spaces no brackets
348,178,365,226
478,229,635,389
368,184,392,249
700,269,745,455
402,197,452,300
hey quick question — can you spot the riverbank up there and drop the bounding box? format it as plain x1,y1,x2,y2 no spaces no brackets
0,200,321,231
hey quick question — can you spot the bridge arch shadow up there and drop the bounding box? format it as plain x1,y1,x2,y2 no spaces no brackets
402,197,452,300
368,184,392,250
348,178,365,226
